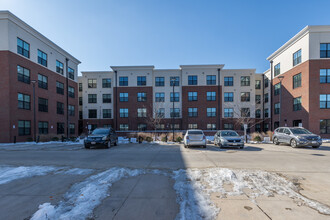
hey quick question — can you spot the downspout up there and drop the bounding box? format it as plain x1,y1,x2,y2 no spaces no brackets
217,68,221,130
270,61,273,131
262,73,265,131
114,70,118,131
66,58,69,139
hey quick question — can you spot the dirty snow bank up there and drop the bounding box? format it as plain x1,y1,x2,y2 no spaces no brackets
31,167,146,220
0,166,60,185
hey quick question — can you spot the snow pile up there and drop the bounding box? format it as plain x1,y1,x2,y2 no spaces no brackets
56,168,94,176
206,136,214,142
322,139,330,143
31,167,145,220
118,137,130,144
0,166,60,185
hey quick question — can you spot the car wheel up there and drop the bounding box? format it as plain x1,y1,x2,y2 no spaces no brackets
114,140,117,146
84,145,90,149
219,143,223,148
312,145,320,148
107,141,111,148
290,139,298,148
203,145,206,148
273,137,279,145
239,146,244,149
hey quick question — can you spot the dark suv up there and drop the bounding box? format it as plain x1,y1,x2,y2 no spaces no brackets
84,128,117,149
273,127,322,148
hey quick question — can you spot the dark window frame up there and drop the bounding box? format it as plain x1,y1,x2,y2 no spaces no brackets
37,49,47,67
119,77,128,86
137,76,147,86
18,120,31,136
17,38,30,58
38,97,48,112
155,77,165,86
38,74,48,90
206,75,216,85
293,49,302,66
17,65,30,84
18,93,31,110
188,75,198,85
293,73,302,89
224,77,233,86
293,97,302,111
188,92,198,101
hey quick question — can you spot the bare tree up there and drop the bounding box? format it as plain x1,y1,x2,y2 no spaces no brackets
141,101,165,139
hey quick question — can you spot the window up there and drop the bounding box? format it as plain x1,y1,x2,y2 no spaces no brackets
37,50,47,67
102,78,111,88
38,121,48,134
68,67,74,80
119,93,128,102
38,74,48,89
320,94,330,109
69,124,75,135
120,108,128,118
155,77,164,86
170,77,180,86
188,75,197,85
224,123,233,130
264,123,269,132
293,73,301,89
18,93,30,110
57,102,64,114
156,124,165,130
137,92,147,102
320,119,330,134
156,108,165,118
188,108,198,117
274,103,280,114
137,76,146,86
79,111,82,120
79,83,82,92
274,83,281,96
274,63,280,76
293,49,302,66
38,98,48,112
264,78,269,88
293,120,302,127
120,124,129,131
17,65,30,84
68,105,75,116
56,60,64,74
264,108,269,118
170,124,180,130
224,108,233,118
320,43,330,58
88,79,97,88
241,108,250,117
255,80,261,89
102,94,111,103
138,108,147,117
18,120,31,136
224,92,233,102
170,92,179,102
207,75,216,85
320,69,330,83
57,122,65,134
293,97,302,111
264,93,269,103
207,92,216,101
207,108,216,117
138,124,147,131
188,92,198,101
255,95,261,104
119,77,128,86
255,124,261,132
207,124,216,130
256,109,261,118
170,108,180,117
241,76,250,86
88,94,97,103
79,97,82,106
241,92,250,102
103,109,112,118
17,38,30,58
224,77,233,86
188,124,198,129
68,86,75,98
89,109,97,118
274,121,279,129
56,81,64,94
155,93,165,102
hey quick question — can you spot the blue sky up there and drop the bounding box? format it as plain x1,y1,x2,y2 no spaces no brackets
1,0,330,73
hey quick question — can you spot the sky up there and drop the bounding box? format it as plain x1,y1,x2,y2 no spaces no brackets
1,0,330,74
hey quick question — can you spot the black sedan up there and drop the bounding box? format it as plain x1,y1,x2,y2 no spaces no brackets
84,128,117,149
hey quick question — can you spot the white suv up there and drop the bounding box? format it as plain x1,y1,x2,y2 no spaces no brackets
183,129,207,148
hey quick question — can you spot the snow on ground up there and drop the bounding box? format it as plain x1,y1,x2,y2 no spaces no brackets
323,139,330,143
55,168,94,176
0,166,60,185
30,167,330,219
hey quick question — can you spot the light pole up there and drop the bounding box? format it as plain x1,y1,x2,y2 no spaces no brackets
278,76,284,127
170,78,176,141
31,80,37,142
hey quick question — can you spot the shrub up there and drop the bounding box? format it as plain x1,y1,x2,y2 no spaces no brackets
266,130,273,141
51,137,59,141
176,136,183,143
250,132,263,141
26,137,33,142
253,135,262,142
161,136,167,142
145,136,153,142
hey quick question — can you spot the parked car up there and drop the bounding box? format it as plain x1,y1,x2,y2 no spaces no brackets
183,129,206,148
214,130,244,149
273,127,322,148
84,128,117,149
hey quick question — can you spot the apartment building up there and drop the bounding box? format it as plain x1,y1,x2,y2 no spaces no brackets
79,65,268,135
267,25,330,138
0,11,80,143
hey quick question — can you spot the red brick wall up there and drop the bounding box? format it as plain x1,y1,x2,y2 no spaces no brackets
0,51,78,143
0,51,11,142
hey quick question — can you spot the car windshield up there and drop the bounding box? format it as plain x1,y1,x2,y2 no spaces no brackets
221,131,239,137
91,129,109,135
188,131,203,135
290,128,312,134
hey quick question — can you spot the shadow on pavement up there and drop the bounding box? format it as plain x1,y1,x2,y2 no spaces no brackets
187,145,263,152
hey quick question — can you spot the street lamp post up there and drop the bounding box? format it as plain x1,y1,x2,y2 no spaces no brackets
31,80,37,142
171,78,176,142
278,76,284,127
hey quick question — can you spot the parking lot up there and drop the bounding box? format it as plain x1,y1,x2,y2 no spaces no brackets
0,141,330,219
